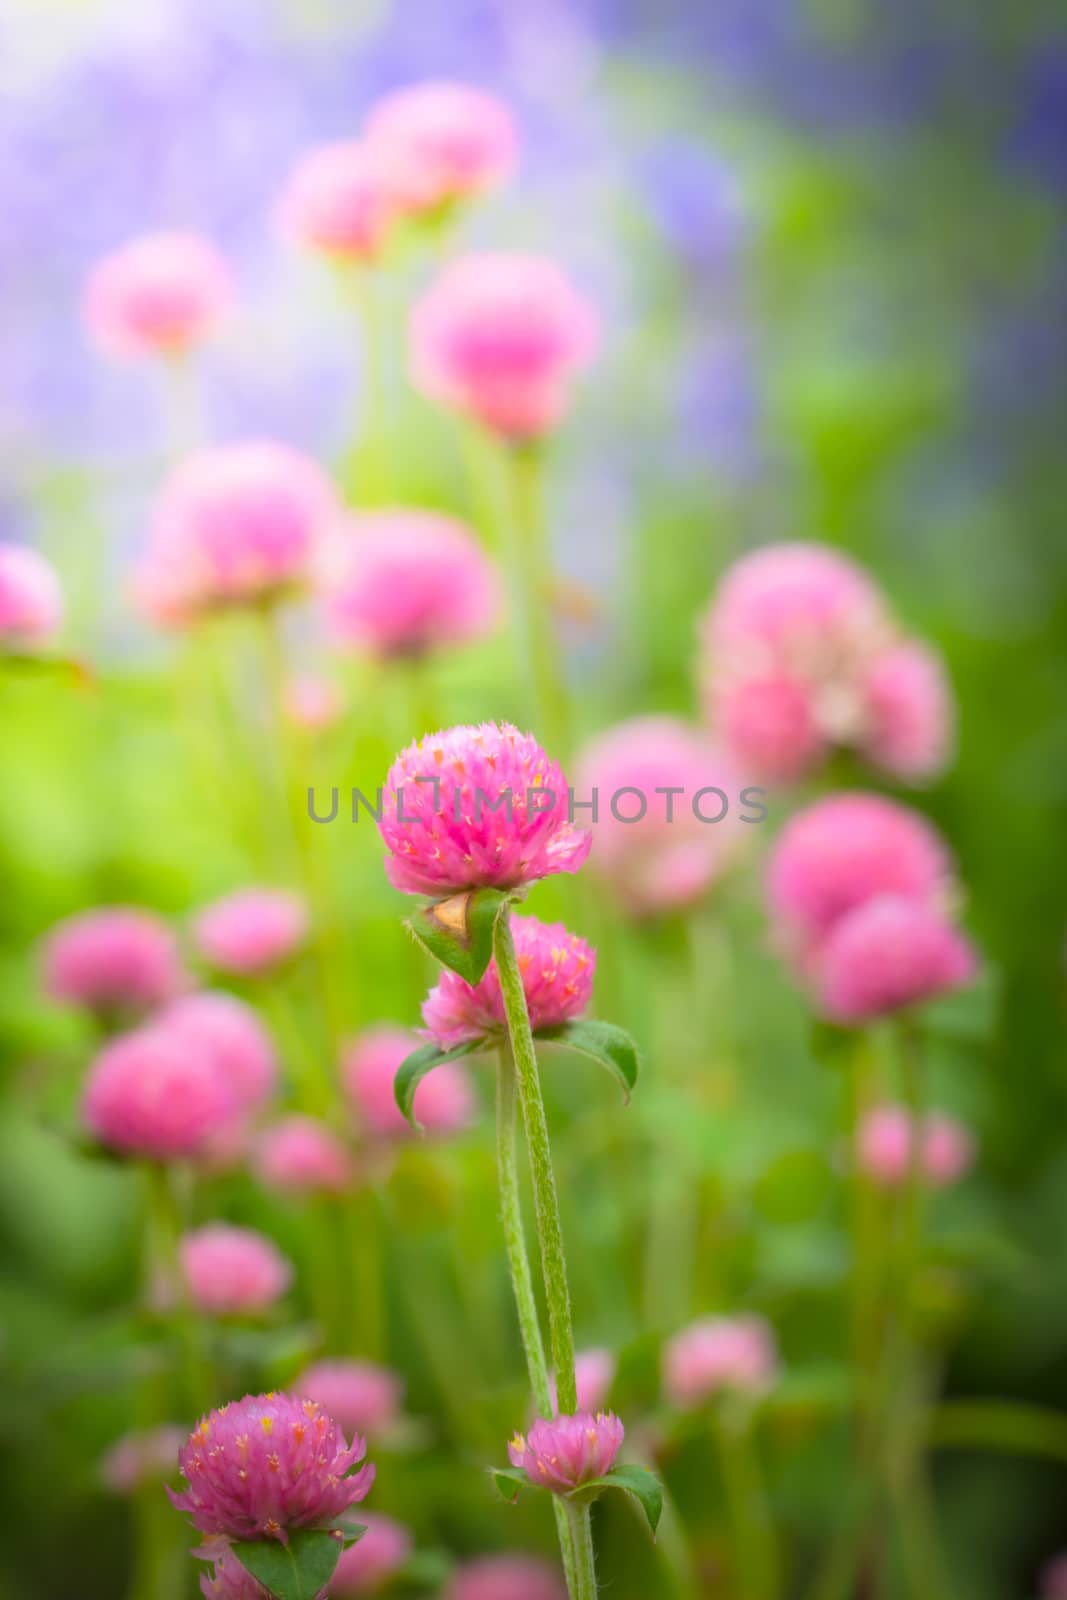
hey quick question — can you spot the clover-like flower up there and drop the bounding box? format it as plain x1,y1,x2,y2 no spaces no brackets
507,1411,624,1496
422,916,594,1049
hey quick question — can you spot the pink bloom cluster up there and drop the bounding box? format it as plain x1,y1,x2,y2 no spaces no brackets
379,723,591,897
342,1026,476,1138
331,1511,413,1595
365,81,516,219
411,254,598,440
0,543,64,647
83,1026,235,1160
422,915,595,1049
84,230,231,358
323,510,500,660
294,1360,404,1439
857,1104,975,1189
445,1556,567,1600
193,889,309,976
663,1315,778,1410
179,1225,293,1317
42,905,187,1015
170,1392,375,1542
100,1425,184,1495
700,543,953,784
253,1116,353,1196
508,1411,624,1495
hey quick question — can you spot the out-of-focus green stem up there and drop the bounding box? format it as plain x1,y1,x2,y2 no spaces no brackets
714,1406,780,1600
144,1163,211,1417
503,442,571,754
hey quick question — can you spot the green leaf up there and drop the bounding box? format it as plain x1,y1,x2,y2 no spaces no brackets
587,1464,663,1537
537,1020,641,1102
394,1039,483,1130
407,887,511,983
232,1528,344,1600
490,1465,531,1503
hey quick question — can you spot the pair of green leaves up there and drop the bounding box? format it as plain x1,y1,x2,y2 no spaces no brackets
490,1462,663,1539
229,1525,363,1600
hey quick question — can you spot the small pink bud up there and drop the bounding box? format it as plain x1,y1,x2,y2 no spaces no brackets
422,915,595,1049
507,1410,624,1494
252,1116,353,1196
179,1225,293,1317
193,888,308,976
663,1315,778,1409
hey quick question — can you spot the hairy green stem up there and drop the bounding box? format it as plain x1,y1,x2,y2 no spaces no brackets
565,1501,599,1600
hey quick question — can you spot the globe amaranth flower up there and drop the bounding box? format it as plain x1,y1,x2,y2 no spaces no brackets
422,916,595,1050
193,889,309,976
83,1026,235,1160
280,140,399,262
380,723,591,897
0,543,64,647
179,1225,293,1317
252,1116,353,1196
364,81,516,219
814,893,977,1022
321,510,500,660
330,1512,413,1595
158,992,277,1114
341,1026,476,1138
83,230,232,359
857,1104,975,1189
444,1556,567,1600
100,1425,184,1495
574,715,746,917
507,1411,624,1495
42,905,187,1014
135,442,339,624
663,1315,778,1410
411,254,598,440
170,1391,374,1542
294,1360,404,1440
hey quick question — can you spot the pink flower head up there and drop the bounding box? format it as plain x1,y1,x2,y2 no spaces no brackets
507,1411,624,1495
422,915,594,1049
42,905,187,1014
857,1105,975,1189
815,894,977,1022
158,991,277,1113
445,1556,567,1600
341,1026,476,1138
330,1512,413,1595
180,1225,293,1317
574,716,746,916
253,1116,353,1196
170,1391,375,1542
200,1551,272,1599
365,81,516,218
859,640,953,781
549,1348,616,1416
284,673,343,732
0,543,64,647
322,510,500,659
100,1425,184,1495
280,140,398,262
663,1315,778,1409
194,889,309,976
765,792,955,964
411,253,598,440
137,442,339,623
83,230,231,359
294,1360,403,1439
715,670,826,786
380,722,591,897
83,1026,234,1160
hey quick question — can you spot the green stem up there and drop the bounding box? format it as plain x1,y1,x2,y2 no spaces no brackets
503,442,571,754
565,1502,598,1600
144,1164,212,1417
714,1407,779,1600
348,265,389,502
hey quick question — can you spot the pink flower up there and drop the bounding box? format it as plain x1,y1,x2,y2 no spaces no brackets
859,640,953,781
815,894,978,1022
715,671,826,786
765,792,955,963
365,81,516,218
330,1512,412,1594
549,1348,616,1416
322,510,500,659
179,1225,293,1317
411,254,598,440
83,230,231,358
83,1026,234,1160
663,1315,778,1409
445,1556,566,1600
857,1105,975,1189
1042,1554,1067,1599
380,723,591,897
574,716,746,916
158,992,277,1113
170,1391,375,1542
42,905,187,1014
923,1110,976,1186
507,1411,624,1495
294,1360,404,1439
137,442,339,623
0,543,64,647
252,1116,353,1196
422,915,595,1049
280,141,398,262
194,889,309,976
341,1026,476,1138
285,674,343,732
100,1425,184,1495
199,1552,272,1599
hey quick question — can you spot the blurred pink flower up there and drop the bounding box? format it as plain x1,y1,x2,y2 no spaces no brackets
815,894,977,1022
411,253,598,439
294,1360,404,1439
100,1425,184,1495
193,889,309,976
280,141,398,262
857,1104,975,1189
136,442,339,623
179,1224,293,1317
158,991,277,1114
0,543,64,647
253,1116,353,1196
42,905,187,1014
507,1410,624,1494
380,723,591,897
83,230,231,358
322,510,500,659
83,1025,233,1160
714,670,825,785
341,1026,476,1138
574,716,746,916
859,640,954,781
200,1552,271,1599
365,81,516,218
170,1392,374,1541
422,915,594,1049
284,673,343,732
445,1556,567,1600
330,1511,413,1594
1042,1553,1067,1599
663,1314,778,1409
549,1348,616,1416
